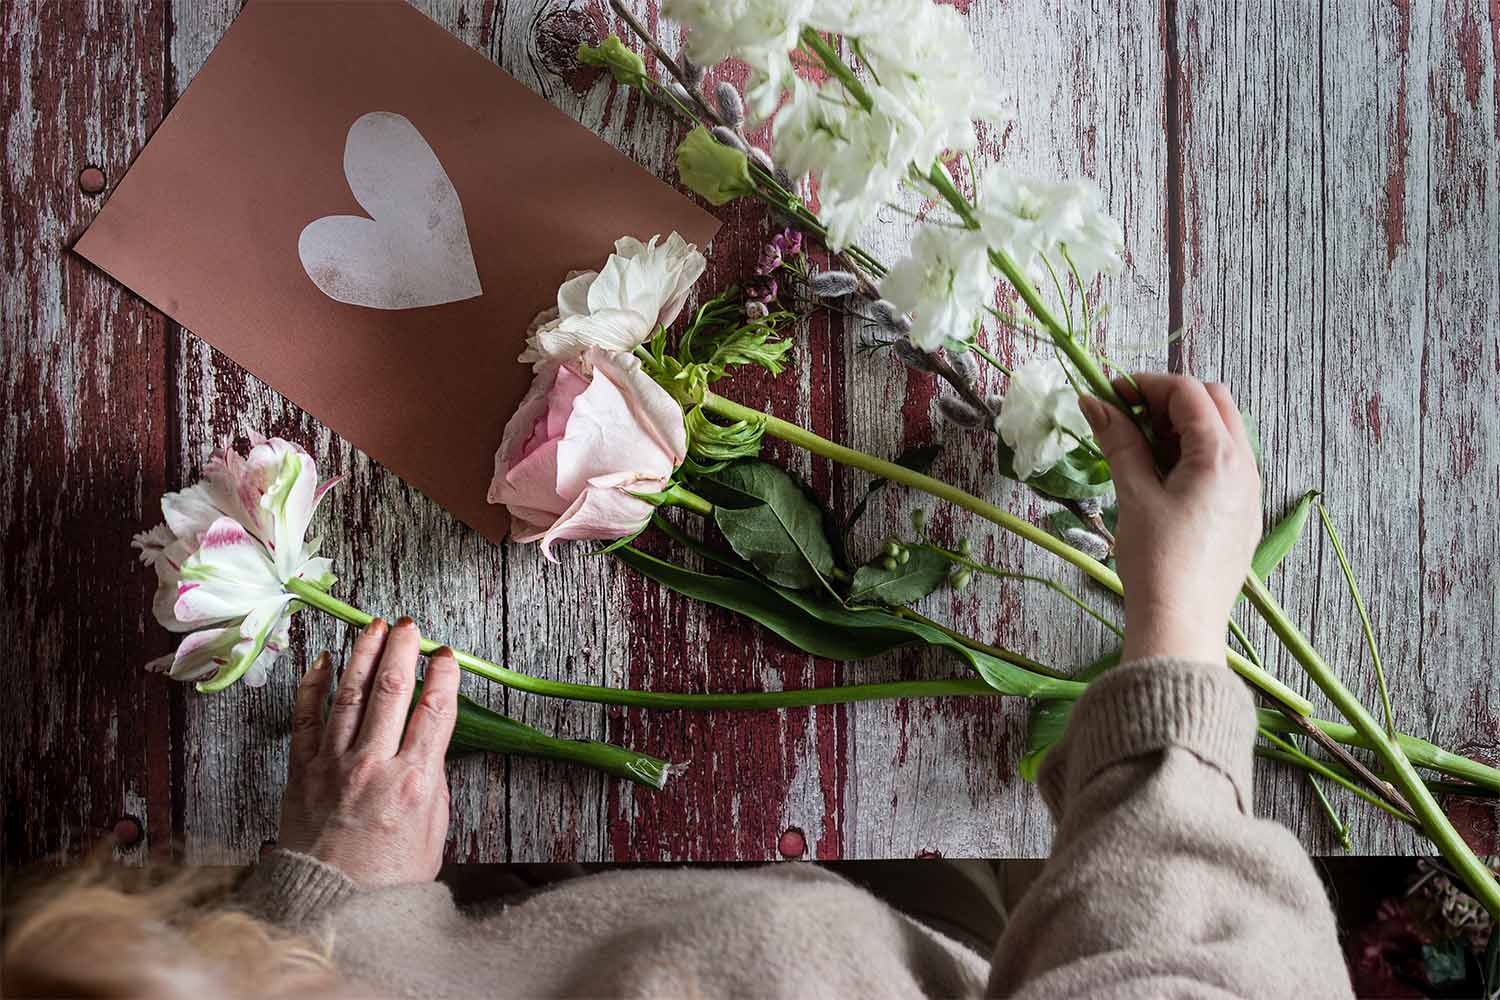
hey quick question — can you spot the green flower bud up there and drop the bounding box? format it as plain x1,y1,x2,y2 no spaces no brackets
880,556,898,572
577,35,646,86
952,569,972,591
883,541,901,558
958,538,973,557
910,508,928,534
897,548,910,565
677,126,755,206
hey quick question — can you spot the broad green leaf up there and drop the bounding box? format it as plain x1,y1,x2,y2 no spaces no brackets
849,546,950,606
699,459,837,589
419,684,673,789
618,534,1081,700
998,438,1114,500
1251,489,1319,581
614,545,908,660
1018,648,1119,782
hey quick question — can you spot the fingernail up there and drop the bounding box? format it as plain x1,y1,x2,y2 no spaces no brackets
312,651,331,671
433,646,455,660
365,618,387,636
395,616,416,630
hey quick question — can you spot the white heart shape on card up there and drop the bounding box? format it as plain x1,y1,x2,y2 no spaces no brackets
298,112,482,310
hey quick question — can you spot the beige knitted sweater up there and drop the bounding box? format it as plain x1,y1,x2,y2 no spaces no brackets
241,658,1354,997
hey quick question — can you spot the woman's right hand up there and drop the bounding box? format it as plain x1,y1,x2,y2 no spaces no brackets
1079,374,1262,665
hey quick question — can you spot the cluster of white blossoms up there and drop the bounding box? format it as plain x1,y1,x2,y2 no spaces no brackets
996,356,1095,481
667,0,1003,250
878,225,993,351
976,171,1125,284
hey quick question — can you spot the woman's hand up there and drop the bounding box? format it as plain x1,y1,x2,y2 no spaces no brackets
276,617,460,888
1080,374,1261,665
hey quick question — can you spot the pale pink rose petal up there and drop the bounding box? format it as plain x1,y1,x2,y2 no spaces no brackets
585,349,688,467
554,354,679,501
544,364,591,441
536,476,658,561
493,438,567,517
492,364,560,484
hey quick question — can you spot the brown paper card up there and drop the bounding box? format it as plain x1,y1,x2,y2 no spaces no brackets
75,0,720,542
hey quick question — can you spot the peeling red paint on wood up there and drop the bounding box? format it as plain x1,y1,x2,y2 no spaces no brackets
4,0,1496,867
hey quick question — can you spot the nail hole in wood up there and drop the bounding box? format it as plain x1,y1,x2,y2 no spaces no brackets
78,166,106,195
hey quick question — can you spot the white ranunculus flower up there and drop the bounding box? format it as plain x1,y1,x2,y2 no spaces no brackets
977,170,1124,283
878,223,994,349
519,233,707,368
997,357,1094,481
133,435,340,690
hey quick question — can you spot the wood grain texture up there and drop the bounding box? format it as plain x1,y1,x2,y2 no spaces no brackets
4,0,1494,866
1176,0,1499,853
2,0,176,866
839,0,1168,859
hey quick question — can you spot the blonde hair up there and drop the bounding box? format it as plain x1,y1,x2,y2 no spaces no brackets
2,859,337,999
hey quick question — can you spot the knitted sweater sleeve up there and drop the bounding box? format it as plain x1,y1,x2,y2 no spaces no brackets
988,657,1354,999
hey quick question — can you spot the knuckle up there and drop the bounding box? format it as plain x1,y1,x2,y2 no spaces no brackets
398,767,431,805
412,697,454,726
374,668,411,698
332,683,365,710
345,755,383,786
291,711,321,735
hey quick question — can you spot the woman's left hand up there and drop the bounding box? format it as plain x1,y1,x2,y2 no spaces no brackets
276,617,460,888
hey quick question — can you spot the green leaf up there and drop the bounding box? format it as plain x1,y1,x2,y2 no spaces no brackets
699,460,837,589
1251,489,1320,581
844,443,944,534
576,35,646,85
849,546,950,606
998,438,1114,500
1421,939,1468,987
618,532,1080,701
1018,647,1119,782
424,685,674,789
614,545,910,660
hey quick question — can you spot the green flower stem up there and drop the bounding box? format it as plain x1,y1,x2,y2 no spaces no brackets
891,607,1069,680
930,545,1122,638
284,577,1020,708
662,483,714,517
1254,706,1500,792
701,389,1316,715
800,28,874,111
1244,575,1500,914
1257,729,1416,828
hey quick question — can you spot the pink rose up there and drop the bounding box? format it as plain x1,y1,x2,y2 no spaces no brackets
488,349,687,559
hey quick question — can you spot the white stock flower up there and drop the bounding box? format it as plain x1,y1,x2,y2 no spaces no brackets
977,170,1124,283
664,0,812,118
878,223,994,349
133,435,340,690
519,233,707,368
997,357,1093,481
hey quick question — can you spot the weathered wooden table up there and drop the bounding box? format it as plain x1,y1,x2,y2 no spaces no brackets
4,1,1497,866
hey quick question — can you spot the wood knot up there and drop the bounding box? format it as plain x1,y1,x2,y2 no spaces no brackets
529,1,608,98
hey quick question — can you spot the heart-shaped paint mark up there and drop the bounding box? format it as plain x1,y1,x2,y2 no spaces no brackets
299,112,482,310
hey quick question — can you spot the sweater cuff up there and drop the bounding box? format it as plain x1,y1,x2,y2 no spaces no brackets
1039,657,1258,813
237,849,357,930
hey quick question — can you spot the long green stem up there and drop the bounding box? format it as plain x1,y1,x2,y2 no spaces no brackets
702,390,1315,715
285,578,1007,709
1257,730,1416,828
933,546,1122,638
1244,574,1500,914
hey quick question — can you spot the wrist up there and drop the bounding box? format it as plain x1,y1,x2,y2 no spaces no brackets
1123,601,1227,665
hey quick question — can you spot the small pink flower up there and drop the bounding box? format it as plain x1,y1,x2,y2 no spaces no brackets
488,349,687,560
745,274,778,304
